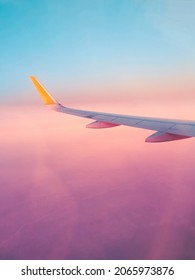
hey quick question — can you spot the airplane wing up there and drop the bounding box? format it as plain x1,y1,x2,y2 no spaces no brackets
30,76,195,143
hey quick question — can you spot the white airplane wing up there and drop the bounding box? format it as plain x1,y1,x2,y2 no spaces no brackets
30,76,195,143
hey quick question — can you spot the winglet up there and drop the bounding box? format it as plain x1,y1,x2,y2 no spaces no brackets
30,76,58,105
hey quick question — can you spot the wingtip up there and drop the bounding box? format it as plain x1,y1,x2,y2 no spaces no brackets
30,76,57,105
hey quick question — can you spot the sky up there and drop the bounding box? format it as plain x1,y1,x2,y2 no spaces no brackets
1,0,195,260
1,0,195,104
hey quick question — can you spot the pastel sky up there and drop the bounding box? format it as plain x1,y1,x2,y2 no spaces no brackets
1,0,195,104
1,0,195,260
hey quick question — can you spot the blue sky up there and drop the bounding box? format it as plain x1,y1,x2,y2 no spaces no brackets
1,0,195,102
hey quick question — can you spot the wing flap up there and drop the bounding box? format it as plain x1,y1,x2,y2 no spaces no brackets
110,117,142,126
92,114,117,122
166,124,195,137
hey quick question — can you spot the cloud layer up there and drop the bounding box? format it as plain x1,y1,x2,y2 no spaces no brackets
0,104,195,259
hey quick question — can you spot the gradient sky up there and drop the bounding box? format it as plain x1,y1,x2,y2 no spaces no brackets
1,0,195,104
1,0,195,260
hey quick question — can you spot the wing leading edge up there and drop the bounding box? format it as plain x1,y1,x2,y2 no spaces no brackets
30,76,195,143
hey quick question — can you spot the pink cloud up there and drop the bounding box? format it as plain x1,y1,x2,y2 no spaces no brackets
0,104,195,259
